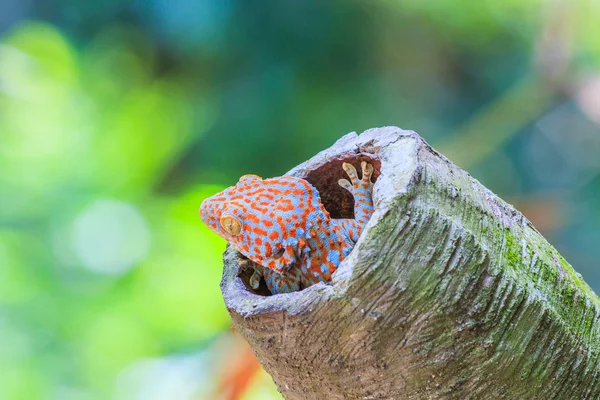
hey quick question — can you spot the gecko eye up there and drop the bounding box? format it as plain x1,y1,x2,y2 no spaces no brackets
273,247,285,259
220,215,242,236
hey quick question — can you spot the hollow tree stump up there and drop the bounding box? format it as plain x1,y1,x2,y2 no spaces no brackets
220,127,600,399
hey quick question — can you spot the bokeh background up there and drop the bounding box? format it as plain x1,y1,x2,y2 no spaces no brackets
1,0,600,399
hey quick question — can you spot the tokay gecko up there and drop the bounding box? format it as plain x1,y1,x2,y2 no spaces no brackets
200,161,375,294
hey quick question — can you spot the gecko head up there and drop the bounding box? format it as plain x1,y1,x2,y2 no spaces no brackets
200,174,325,273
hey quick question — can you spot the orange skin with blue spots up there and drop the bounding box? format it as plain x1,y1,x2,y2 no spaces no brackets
200,162,374,294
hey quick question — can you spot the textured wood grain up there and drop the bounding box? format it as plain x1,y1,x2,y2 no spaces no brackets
220,127,600,399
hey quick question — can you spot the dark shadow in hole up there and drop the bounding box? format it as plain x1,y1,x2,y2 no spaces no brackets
239,154,381,296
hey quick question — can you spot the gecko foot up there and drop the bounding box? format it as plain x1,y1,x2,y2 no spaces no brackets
338,161,374,192
337,161,375,226
249,269,262,290
238,258,264,290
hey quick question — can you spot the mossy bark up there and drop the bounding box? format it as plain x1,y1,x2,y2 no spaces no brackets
220,127,600,399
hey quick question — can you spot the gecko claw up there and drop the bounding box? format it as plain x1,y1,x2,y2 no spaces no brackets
361,161,374,185
342,162,359,182
249,268,262,290
238,258,250,268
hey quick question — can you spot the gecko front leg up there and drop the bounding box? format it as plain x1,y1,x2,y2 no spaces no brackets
337,161,375,242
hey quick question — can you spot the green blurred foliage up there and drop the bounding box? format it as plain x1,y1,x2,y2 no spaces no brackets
0,21,228,399
0,0,599,398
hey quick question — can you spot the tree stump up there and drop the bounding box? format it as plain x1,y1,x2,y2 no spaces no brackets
220,127,600,399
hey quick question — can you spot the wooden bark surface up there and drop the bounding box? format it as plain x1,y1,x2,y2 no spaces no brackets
220,127,600,399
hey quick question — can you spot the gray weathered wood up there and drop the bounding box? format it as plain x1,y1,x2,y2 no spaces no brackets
220,127,600,399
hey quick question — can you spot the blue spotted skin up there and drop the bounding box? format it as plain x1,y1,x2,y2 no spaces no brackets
200,161,374,294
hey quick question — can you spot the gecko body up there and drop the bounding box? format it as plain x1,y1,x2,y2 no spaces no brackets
200,162,374,294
